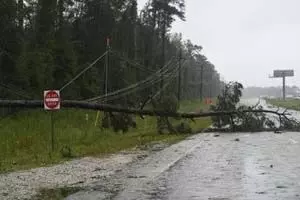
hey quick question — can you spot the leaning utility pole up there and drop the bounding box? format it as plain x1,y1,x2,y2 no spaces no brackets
160,13,167,100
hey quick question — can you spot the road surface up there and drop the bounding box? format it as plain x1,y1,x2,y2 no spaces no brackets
66,99,300,200
67,132,300,200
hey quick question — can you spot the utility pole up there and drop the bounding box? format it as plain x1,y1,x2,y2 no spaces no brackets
178,45,182,104
282,75,286,100
105,37,110,102
209,68,213,99
161,13,166,100
200,62,204,102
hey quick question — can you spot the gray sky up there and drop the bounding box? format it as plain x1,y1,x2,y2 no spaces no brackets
137,0,300,87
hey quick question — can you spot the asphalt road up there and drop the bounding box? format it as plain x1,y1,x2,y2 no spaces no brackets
67,99,300,200
66,132,300,200
149,132,300,200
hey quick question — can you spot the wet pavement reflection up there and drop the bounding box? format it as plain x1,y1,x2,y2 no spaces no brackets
67,98,300,200
156,132,300,200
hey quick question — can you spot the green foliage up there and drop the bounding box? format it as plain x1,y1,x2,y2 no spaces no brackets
0,108,210,172
33,187,81,200
0,0,224,170
60,145,73,158
0,0,223,103
235,105,276,132
175,121,192,134
159,94,179,112
210,81,283,132
210,81,243,127
101,112,137,133
179,99,214,112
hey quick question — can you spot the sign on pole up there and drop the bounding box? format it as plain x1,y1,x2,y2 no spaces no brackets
273,70,294,78
44,90,60,110
270,69,295,100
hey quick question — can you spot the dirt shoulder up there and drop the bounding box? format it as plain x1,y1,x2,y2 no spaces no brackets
0,149,148,200
0,133,210,200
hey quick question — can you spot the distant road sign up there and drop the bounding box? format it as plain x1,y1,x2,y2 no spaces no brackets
273,70,294,77
44,90,60,110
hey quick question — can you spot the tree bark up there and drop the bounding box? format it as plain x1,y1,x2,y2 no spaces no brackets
0,100,289,119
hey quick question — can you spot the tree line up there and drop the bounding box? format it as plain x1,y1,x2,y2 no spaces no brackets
243,86,300,98
0,0,224,106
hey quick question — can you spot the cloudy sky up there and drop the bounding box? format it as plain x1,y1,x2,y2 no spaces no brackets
137,0,300,87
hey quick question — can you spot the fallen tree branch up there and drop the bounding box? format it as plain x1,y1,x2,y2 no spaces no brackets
0,100,292,119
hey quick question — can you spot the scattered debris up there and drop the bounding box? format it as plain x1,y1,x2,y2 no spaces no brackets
276,185,288,189
274,129,282,134
2,192,8,196
127,175,147,179
93,167,105,172
256,191,266,194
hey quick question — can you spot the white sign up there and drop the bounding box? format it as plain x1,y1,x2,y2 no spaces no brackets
44,90,60,110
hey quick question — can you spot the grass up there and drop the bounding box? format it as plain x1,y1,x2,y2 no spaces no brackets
179,99,215,112
33,187,81,200
266,98,300,111
0,99,212,172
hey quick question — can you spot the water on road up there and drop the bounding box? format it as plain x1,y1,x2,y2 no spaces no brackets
155,132,300,200
67,99,300,200
67,132,300,200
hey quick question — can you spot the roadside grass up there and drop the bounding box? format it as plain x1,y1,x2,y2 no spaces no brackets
179,99,215,112
266,98,300,110
33,187,81,200
0,100,212,172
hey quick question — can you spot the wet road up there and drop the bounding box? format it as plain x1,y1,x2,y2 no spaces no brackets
153,132,300,200
67,132,300,200
241,98,300,123
67,99,300,200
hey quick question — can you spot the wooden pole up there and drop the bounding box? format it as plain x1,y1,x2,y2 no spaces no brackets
50,111,55,152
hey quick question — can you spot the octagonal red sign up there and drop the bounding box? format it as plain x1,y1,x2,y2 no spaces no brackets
44,90,60,110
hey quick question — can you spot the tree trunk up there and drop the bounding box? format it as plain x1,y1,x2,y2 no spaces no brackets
18,0,24,32
0,100,288,119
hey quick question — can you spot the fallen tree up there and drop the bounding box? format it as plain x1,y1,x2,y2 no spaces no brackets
0,99,292,119
1,82,299,133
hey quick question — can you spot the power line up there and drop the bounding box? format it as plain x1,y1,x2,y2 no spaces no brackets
60,51,108,91
110,50,156,73
0,83,32,99
101,67,180,103
142,60,188,108
96,59,188,104
86,57,177,102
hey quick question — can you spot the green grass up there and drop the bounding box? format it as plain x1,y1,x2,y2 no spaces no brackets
179,99,215,112
33,187,81,200
266,98,300,110
0,101,212,172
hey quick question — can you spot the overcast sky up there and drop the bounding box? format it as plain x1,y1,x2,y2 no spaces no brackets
137,0,300,87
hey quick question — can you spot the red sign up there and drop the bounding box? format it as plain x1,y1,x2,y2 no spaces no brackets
44,90,60,110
